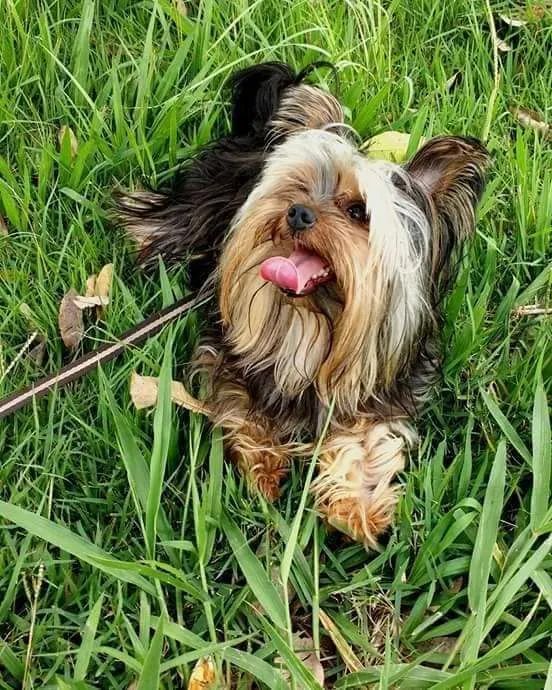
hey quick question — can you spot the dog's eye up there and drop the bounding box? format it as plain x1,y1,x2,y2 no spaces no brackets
346,202,368,223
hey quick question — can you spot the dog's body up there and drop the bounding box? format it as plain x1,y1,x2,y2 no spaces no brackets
116,63,488,546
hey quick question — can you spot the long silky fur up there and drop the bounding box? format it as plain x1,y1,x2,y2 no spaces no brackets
113,62,342,288
216,130,489,432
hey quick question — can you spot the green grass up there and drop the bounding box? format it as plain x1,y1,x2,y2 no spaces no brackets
0,0,551,688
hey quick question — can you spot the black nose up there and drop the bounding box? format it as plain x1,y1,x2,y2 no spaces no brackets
287,204,316,232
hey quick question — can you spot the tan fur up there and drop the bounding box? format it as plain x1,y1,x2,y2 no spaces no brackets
311,421,410,547
219,132,430,417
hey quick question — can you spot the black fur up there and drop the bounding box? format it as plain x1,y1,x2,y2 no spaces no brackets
113,62,316,287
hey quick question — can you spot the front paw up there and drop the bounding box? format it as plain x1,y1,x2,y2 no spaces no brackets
228,444,289,503
315,485,400,548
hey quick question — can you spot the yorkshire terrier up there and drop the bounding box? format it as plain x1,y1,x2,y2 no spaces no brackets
115,62,489,547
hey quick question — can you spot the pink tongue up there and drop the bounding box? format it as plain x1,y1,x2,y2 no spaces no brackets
260,248,327,294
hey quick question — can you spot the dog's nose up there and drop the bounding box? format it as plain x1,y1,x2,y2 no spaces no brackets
287,204,316,232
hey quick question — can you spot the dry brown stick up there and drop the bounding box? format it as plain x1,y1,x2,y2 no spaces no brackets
0,292,211,421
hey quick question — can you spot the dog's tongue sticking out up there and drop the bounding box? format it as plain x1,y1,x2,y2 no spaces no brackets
260,247,331,295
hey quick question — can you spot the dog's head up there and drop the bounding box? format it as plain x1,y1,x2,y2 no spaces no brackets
219,129,489,413
114,62,343,280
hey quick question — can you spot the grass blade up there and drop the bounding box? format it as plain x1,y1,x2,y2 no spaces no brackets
220,509,287,629
0,501,155,595
74,594,104,681
0,641,24,681
468,440,506,613
481,391,531,465
136,616,164,690
145,335,174,558
224,648,289,690
530,374,551,530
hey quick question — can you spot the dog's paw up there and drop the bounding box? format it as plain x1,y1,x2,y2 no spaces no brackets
316,485,399,548
228,444,289,503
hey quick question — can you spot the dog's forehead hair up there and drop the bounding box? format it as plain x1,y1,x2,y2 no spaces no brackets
264,130,365,201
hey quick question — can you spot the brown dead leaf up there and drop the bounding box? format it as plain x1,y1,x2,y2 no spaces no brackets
499,13,528,27
174,0,187,16
275,634,324,689
85,274,97,297
496,38,512,52
187,656,216,689
58,288,84,350
293,635,324,686
28,335,47,367
510,106,550,137
95,263,113,301
72,295,109,310
130,372,211,416
58,125,78,159
0,216,8,236
417,636,458,654
94,263,113,318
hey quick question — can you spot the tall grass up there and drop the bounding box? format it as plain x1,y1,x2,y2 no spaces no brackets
0,1,550,687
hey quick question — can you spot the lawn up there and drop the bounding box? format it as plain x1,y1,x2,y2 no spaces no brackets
0,0,551,688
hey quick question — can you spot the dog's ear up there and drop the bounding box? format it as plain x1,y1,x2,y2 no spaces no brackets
229,62,298,138
406,136,489,242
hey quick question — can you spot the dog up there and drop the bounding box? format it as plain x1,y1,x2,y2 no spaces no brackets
115,62,489,547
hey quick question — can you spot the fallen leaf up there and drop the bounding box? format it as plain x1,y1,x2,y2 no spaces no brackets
510,106,550,137
362,131,426,162
0,216,8,236
28,335,47,367
499,13,528,27
175,0,187,16
130,372,211,416
293,635,324,687
58,288,84,350
445,71,462,92
72,295,109,310
95,263,113,301
58,125,78,159
187,656,216,690
496,38,512,52
85,274,97,297
275,634,324,689
94,263,113,318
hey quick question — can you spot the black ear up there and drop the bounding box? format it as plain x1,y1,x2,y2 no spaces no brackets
406,136,489,241
229,62,299,138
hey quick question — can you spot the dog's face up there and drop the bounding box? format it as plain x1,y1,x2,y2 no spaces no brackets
220,129,488,414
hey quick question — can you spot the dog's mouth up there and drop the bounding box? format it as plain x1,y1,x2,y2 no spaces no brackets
259,246,334,296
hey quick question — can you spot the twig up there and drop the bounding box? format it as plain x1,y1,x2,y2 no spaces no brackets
0,293,211,421
513,304,552,318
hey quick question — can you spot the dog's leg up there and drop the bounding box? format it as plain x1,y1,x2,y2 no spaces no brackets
224,420,290,502
311,421,410,547
210,380,290,502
